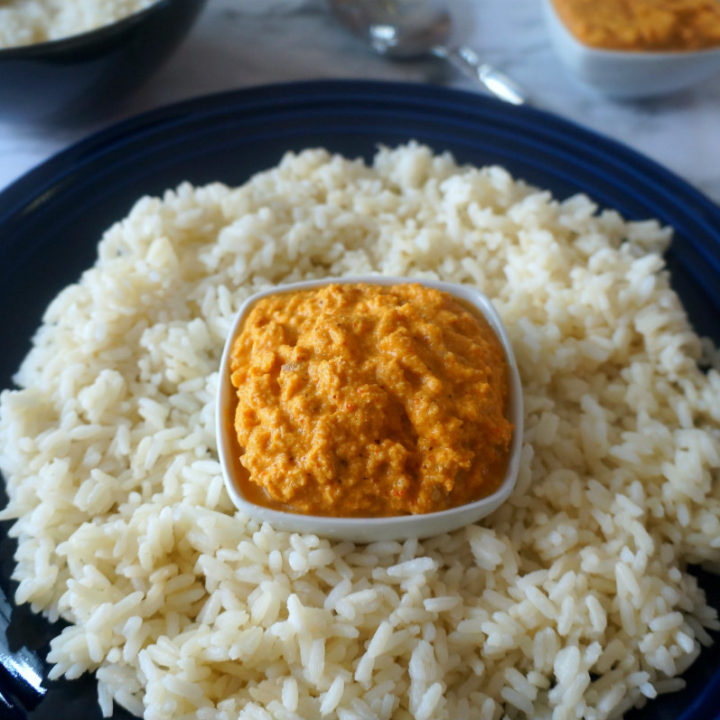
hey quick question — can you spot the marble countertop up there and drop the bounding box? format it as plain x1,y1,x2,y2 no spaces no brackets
1,0,719,204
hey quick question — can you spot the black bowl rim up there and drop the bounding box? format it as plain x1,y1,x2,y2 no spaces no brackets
0,0,200,58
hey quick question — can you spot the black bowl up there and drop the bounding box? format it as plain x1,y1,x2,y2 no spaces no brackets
0,0,207,123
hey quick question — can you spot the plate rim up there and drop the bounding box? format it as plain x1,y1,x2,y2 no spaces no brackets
0,78,719,720
1,78,719,221
1,79,718,297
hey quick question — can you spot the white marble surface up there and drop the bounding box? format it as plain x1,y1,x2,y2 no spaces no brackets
1,0,719,203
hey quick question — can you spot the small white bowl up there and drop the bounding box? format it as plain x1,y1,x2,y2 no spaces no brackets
216,276,523,543
543,0,720,98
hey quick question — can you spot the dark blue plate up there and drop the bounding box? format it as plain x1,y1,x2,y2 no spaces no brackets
0,80,718,720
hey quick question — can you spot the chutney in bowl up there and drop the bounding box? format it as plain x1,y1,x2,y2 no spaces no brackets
217,275,524,542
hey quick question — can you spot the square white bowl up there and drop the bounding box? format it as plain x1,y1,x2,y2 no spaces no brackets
216,276,524,543
543,0,720,98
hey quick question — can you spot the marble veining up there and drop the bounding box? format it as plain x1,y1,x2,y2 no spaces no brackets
0,0,719,204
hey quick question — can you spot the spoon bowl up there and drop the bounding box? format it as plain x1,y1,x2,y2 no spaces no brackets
332,0,450,58
329,0,527,105
216,275,524,543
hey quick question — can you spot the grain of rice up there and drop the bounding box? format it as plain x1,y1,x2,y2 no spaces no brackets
320,677,345,716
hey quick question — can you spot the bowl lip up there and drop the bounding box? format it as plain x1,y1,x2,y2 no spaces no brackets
0,0,189,58
542,0,720,60
216,274,524,540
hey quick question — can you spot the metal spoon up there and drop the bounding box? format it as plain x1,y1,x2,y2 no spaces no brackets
329,0,527,105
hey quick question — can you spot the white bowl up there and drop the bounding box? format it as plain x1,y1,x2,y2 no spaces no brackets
216,276,524,543
542,0,720,98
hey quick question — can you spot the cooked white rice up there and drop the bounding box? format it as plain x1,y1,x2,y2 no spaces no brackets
0,0,156,48
1,144,719,720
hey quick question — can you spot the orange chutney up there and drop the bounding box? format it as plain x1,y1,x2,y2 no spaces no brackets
552,0,720,51
228,283,513,517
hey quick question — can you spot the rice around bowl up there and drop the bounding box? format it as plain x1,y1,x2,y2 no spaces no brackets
0,144,719,719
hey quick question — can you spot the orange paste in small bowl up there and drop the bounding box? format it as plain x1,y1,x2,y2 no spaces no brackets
552,0,720,51
228,283,512,518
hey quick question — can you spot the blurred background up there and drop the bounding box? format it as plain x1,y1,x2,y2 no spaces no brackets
1,0,719,200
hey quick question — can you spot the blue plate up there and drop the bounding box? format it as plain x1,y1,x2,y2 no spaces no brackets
0,80,718,720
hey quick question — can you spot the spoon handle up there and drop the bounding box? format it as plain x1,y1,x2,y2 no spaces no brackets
433,45,527,106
